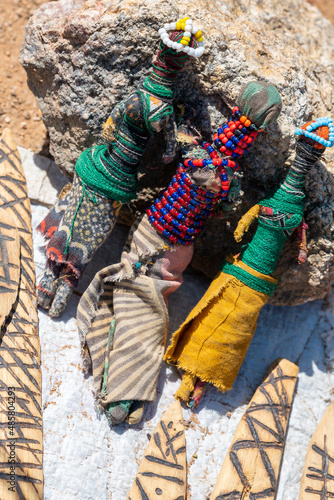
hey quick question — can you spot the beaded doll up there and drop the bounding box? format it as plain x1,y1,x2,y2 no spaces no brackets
165,117,334,408
77,81,282,425
36,18,205,318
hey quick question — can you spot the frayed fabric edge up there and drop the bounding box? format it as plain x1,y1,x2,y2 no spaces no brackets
169,360,232,397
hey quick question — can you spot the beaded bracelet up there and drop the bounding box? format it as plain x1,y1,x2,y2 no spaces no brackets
158,17,205,58
295,117,334,148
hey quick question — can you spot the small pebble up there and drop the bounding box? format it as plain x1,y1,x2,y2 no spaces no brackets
33,116,41,122
4,117,10,124
20,122,27,129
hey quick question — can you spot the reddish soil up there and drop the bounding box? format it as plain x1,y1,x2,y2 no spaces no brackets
0,0,333,154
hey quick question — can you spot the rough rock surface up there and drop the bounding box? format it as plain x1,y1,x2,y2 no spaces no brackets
20,0,334,305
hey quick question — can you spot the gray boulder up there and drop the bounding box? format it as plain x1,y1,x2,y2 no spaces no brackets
20,0,334,305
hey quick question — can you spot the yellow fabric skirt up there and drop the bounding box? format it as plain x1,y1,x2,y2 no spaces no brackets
164,256,278,392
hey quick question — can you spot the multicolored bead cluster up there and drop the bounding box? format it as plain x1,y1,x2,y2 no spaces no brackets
295,116,334,148
213,107,258,158
146,106,264,245
147,164,221,245
184,144,238,199
158,17,205,58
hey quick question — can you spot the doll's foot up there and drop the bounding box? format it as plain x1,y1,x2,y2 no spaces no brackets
49,279,73,318
106,399,133,425
175,372,197,402
37,268,57,310
175,372,208,409
126,401,145,425
189,379,208,409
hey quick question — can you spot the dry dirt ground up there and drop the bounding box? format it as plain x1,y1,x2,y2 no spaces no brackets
0,0,333,156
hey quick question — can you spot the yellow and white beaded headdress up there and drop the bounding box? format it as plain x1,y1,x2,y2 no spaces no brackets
158,17,205,58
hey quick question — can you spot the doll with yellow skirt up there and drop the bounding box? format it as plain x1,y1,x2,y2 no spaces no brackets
165,117,334,406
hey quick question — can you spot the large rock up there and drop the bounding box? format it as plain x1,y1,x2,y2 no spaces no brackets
20,0,334,305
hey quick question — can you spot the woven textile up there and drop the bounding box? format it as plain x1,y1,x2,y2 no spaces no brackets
77,215,193,402
165,266,271,392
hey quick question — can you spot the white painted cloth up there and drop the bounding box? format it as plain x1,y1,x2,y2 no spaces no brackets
23,149,334,500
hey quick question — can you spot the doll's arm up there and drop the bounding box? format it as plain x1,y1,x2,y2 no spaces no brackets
162,112,178,163
234,204,260,242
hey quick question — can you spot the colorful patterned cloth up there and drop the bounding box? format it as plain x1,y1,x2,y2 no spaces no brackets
37,173,121,288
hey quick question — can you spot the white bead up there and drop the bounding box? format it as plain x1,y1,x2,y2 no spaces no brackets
185,19,192,25
172,41,178,49
184,31,191,38
188,47,195,56
170,22,176,30
176,44,183,51
164,23,170,30
158,28,166,35
183,45,190,53
162,35,169,43
167,39,173,47
194,47,204,57
192,25,199,34
198,41,204,47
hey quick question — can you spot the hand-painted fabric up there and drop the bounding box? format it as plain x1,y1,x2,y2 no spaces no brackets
165,126,328,402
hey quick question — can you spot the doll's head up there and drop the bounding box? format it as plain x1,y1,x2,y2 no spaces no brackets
212,81,282,159
295,117,334,149
237,81,282,131
149,19,203,88
158,18,205,58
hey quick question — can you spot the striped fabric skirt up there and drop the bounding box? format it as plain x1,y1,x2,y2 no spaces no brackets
77,214,194,404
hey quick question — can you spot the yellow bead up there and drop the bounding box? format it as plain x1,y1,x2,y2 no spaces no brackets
180,39,189,45
182,36,191,42
196,35,204,42
176,22,181,30
195,30,202,39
